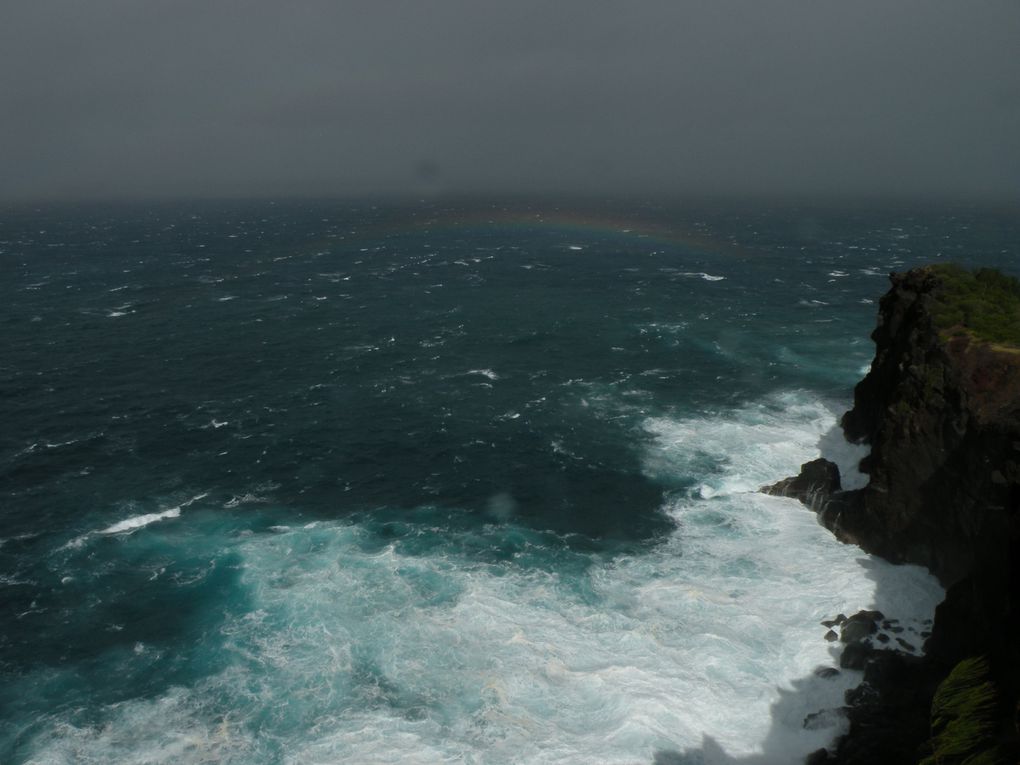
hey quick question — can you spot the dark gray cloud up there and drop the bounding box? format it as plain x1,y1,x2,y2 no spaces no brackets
1,1,1018,200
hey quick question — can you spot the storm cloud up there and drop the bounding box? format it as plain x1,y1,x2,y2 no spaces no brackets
1,1,1018,201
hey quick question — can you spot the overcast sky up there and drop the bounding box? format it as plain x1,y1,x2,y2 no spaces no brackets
1,1,1018,201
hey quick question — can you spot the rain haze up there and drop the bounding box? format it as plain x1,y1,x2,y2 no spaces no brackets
1,1,1018,201
6,5,1020,765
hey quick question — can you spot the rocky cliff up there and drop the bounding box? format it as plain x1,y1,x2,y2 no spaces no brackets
771,266,1020,763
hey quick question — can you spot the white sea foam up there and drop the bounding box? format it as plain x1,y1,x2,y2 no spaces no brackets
223,492,270,508
98,494,208,536
21,395,940,765
643,392,837,496
467,368,500,380
679,271,726,281
44,438,81,449
99,509,182,535
644,392,872,497
28,508,939,764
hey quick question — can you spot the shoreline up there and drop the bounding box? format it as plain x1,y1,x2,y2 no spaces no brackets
767,266,1020,763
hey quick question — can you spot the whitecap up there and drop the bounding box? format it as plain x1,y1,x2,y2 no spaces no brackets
223,493,269,508
0,574,32,586
44,438,79,449
99,508,181,535
98,493,208,536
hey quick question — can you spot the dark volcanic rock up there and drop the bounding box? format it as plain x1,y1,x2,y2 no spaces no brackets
764,268,1020,763
839,621,873,645
832,269,1020,587
839,642,872,670
761,458,841,510
811,268,1020,764
835,651,938,765
803,708,848,730
839,611,882,644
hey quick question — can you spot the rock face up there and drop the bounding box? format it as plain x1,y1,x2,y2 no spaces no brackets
832,270,1020,683
772,268,1020,763
831,268,1020,590
761,457,841,510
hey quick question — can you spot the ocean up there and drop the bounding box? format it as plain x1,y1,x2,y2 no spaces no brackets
2,199,1015,764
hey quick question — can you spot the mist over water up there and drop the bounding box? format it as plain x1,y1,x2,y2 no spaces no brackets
2,200,1013,763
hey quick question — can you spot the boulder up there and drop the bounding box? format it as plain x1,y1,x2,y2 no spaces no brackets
839,611,881,644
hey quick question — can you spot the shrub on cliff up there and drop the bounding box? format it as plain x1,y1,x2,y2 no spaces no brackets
929,264,1020,346
920,656,1006,765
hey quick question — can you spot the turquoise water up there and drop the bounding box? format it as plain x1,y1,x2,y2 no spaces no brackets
1,200,1013,763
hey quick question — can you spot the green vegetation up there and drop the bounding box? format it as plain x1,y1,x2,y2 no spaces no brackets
920,656,1005,765
929,264,1020,346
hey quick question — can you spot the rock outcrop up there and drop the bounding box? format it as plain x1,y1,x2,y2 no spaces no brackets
774,267,1020,763
762,457,841,511
831,268,1020,589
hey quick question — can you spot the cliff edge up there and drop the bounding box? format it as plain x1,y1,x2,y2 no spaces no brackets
775,266,1020,763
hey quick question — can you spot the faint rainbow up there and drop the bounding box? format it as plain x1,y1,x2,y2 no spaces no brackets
329,208,737,255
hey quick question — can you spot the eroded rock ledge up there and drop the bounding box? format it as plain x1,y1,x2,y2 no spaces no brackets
767,267,1020,764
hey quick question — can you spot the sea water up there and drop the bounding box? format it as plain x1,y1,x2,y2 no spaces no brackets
2,200,1015,764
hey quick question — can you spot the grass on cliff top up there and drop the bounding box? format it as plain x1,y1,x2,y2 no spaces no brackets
929,264,1020,346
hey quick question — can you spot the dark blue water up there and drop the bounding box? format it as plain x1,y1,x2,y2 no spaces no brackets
1,200,1013,763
